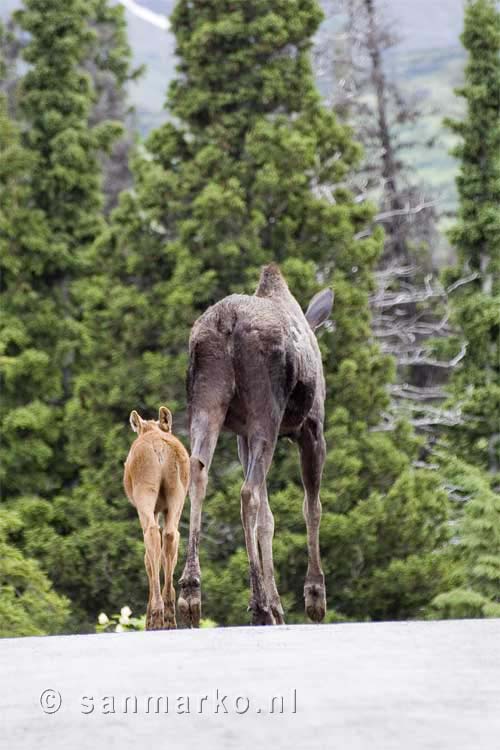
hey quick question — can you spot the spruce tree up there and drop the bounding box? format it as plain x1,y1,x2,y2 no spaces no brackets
429,458,500,619
428,0,500,621
1,0,122,628
0,45,72,637
0,18,21,114
87,0,142,211
0,1,137,211
0,59,59,501
444,0,500,473
65,0,453,626
0,508,70,637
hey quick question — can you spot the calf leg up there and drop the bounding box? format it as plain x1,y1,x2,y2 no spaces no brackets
162,527,180,629
298,417,327,623
162,485,185,629
145,553,152,614
136,492,163,630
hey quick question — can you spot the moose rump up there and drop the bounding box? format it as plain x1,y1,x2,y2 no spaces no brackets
187,294,319,460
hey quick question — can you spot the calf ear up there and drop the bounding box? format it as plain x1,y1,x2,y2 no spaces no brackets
159,406,172,433
129,410,142,433
305,288,334,331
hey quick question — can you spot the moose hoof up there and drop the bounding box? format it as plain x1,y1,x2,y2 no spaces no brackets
248,600,275,626
178,577,201,628
146,607,165,631
270,602,285,626
304,583,326,623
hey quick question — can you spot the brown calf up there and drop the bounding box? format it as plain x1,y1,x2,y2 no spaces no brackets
124,406,189,630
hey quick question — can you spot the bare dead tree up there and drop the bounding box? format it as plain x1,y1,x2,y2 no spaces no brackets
314,0,441,267
313,0,469,437
369,264,479,431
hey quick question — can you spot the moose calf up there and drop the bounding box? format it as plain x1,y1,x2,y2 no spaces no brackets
124,406,189,630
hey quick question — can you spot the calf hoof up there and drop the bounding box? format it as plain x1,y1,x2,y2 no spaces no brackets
304,582,326,623
162,603,177,630
178,577,201,628
163,614,177,630
146,606,164,631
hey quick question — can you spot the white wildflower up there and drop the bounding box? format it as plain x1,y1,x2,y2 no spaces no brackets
120,606,132,624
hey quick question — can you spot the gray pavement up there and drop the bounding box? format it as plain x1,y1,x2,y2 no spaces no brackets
1,619,499,749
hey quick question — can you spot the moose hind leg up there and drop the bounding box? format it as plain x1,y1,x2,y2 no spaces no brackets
240,435,277,626
179,407,226,627
178,456,207,628
299,418,327,623
243,432,285,624
257,485,285,625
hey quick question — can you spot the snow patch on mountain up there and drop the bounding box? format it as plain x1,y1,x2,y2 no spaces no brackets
119,0,170,31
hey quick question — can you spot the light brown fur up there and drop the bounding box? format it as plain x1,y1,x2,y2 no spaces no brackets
124,406,189,630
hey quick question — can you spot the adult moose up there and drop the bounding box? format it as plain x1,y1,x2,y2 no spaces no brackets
178,264,333,626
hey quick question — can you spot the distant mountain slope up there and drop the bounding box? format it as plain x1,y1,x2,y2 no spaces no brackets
1,0,464,208
119,0,170,29
138,0,466,51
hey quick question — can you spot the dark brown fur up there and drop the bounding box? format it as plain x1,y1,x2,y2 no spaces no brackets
179,265,333,626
